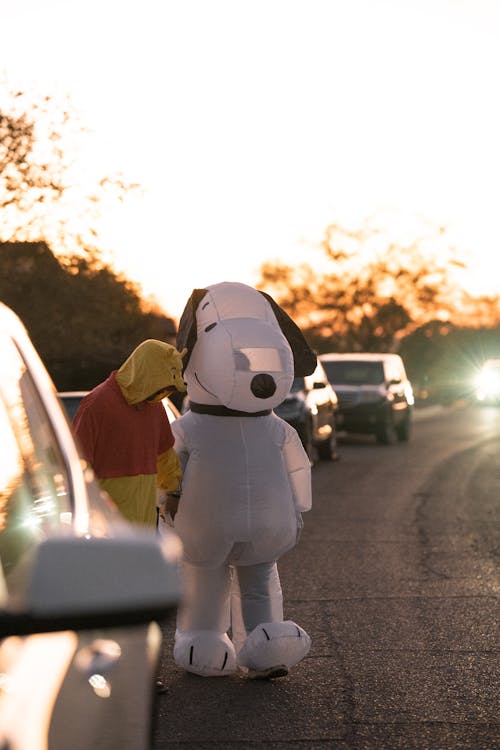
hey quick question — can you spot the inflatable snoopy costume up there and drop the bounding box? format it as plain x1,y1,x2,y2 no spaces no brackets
170,281,317,678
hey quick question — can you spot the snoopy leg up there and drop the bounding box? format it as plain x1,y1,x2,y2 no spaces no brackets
231,562,283,652
174,562,236,677
177,561,231,632
234,562,311,678
229,568,246,653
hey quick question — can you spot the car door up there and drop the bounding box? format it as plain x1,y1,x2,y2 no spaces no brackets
304,362,336,442
0,303,182,750
385,357,409,423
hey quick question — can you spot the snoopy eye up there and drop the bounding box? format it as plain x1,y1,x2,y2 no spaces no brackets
205,322,217,332
236,347,283,372
234,350,251,370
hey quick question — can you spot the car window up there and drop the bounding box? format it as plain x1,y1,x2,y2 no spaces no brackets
290,377,305,392
59,396,82,422
0,338,72,592
322,361,385,386
61,392,181,424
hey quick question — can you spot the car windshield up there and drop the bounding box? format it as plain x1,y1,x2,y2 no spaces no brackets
60,392,180,427
0,338,72,590
59,396,82,421
322,360,385,386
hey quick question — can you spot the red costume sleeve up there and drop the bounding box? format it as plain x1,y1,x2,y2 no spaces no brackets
73,399,100,468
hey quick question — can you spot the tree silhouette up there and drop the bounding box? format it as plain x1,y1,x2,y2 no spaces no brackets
0,81,138,257
399,320,500,403
0,82,176,389
0,242,176,390
259,220,500,353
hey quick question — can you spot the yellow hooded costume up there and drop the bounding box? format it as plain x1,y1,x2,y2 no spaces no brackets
74,339,186,526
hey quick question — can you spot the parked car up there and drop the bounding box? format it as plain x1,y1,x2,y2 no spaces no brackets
0,302,182,750
57,389,91,421
274,359,340,464
59,391,181,527
58,391,181,423
474,358,500,404
319,352,414,444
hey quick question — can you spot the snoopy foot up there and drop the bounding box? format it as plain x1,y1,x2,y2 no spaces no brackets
237,620,311,674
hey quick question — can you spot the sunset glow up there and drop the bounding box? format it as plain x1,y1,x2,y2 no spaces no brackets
1,0,499,321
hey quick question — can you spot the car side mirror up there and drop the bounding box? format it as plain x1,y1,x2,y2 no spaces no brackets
0,530,182,638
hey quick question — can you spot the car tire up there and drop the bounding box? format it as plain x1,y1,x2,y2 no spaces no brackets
396,411,411,442
298,420,317,467
317,428,340,462
376,410,397,445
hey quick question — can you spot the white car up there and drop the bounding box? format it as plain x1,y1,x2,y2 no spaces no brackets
0,302,182,750
58,391,181,424
274,360,340,464
319,352,414,444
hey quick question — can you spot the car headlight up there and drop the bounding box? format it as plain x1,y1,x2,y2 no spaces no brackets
476,370,500,399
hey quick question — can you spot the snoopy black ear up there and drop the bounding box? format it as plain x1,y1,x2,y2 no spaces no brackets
258,291,317,377
176,289,208,371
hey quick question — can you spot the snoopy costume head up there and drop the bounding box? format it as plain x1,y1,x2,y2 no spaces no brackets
177,281,316,413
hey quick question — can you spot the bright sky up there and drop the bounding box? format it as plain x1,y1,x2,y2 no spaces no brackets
1,0,500,322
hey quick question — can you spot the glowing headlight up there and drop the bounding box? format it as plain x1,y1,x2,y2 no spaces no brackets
475,364,500,400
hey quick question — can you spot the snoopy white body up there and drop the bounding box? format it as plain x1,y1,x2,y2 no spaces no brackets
172,411,310,566
171,281,315,678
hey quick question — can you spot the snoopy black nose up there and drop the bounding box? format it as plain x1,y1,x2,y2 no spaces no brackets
251,373,277,399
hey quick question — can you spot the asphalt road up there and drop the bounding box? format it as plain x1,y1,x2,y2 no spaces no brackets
153,403,499,750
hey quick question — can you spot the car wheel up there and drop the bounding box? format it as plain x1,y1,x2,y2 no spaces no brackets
298,420,317,467
396,411,411,442
317,427,340,461
376,411,397,445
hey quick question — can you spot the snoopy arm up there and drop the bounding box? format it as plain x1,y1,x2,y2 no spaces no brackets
282,424,312,512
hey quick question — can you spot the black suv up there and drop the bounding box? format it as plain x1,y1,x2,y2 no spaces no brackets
274,360,340,464
319,353,414,444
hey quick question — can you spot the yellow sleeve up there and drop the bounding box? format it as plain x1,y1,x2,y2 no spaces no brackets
157,447,182,491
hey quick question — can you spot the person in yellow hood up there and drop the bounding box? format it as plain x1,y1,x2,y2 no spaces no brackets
73,339,187,526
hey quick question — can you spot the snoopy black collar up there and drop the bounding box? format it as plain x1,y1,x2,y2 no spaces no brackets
189,402,272,417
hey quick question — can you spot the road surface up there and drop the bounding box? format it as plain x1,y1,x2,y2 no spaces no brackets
153,402,499,749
